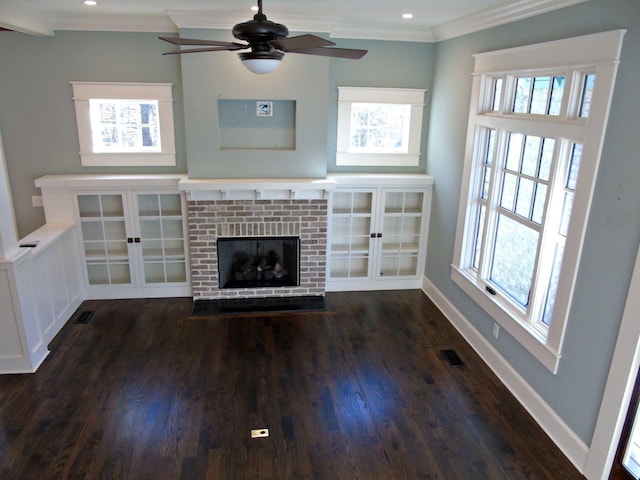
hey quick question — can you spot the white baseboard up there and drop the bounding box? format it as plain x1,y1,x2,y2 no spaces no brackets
421,275,589,473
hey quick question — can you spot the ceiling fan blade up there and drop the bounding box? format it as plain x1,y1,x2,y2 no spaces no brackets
269,34,335,51
159,36,245,48
162,46,247,55
287,47,368,59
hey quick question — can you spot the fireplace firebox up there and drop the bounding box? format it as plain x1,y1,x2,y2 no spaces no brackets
217,236,300,289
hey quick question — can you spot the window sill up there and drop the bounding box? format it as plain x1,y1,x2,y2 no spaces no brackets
336,152,420,167
80,152,176,167
451,265,561,373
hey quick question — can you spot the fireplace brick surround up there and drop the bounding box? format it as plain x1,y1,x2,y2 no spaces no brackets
187,198,328,300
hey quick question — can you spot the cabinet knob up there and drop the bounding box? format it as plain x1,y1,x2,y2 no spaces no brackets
377,233,383,238
370,233,376,238
127,237,133,243
134,237,141,243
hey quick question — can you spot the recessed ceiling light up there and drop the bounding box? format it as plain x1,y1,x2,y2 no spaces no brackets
402,13,414,19
84,0,97,5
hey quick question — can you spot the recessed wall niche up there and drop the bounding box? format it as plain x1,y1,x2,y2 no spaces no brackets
217,99,296,150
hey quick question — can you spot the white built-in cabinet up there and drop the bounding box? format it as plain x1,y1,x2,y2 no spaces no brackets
36,175,191,299
326,174,434,291
0,224,84,373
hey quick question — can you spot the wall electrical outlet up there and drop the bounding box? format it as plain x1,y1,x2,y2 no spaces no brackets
32,195,43,207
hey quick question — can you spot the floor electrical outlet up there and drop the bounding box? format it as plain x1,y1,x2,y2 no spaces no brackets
251,428,269,438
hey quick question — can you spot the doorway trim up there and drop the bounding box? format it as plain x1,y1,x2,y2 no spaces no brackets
584,242,640,478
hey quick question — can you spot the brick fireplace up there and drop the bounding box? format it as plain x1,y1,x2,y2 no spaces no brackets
179,179,335,300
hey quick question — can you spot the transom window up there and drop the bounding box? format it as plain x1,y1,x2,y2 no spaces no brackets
71,82,175,167
452,30,625,373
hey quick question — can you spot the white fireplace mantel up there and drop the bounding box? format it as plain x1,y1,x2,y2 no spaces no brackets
178,178,337,201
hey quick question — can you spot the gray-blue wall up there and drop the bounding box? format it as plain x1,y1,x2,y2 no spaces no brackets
425,0,640,443
0,31,186,237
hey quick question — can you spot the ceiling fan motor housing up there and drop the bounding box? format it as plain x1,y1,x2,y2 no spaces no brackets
232,14,289,53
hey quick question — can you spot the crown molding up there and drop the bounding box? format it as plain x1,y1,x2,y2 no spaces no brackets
50,13,177,33
166,10,336,34
330,23,435,43
432,0,591,41
168,11,434,43
3,0,591,42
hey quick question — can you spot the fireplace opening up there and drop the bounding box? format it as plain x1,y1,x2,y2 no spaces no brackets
217,236,300,289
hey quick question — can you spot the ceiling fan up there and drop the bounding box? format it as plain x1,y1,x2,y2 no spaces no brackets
159,0,368,74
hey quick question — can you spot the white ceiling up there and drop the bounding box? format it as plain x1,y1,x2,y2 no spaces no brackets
1,0,588,41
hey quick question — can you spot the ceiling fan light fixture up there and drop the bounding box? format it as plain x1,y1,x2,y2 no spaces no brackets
238,51,284,74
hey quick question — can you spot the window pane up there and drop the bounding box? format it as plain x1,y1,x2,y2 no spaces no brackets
522,136,541,177
369,106,386,126
351,106,369,126
388,127,404,148
368,127,384,148
351,128,367,148
492,78,503,111
539,138,555,181
559,191,574,237
473,205,486,270
515,178,534,218
501,173,518,210
482,166,491,200
490,214,539,306
549,77,565,116
486,129,496,166
513,77,532,113
532,183,547,224
542,241,565,326
530,77,550,115
579,74,596,118
567,143,582,190
506,133,523,171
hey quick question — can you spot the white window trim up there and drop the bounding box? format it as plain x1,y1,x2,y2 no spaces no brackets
336,86,426,167
451,30,625,373
71,82,176,167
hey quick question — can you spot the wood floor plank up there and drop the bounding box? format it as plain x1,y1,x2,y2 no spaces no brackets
0,292,585,479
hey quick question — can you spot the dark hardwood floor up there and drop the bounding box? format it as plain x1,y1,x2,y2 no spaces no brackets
0,290,585,479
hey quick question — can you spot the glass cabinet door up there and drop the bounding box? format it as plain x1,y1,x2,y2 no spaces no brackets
378,190,425,279
76,193,133,286
329,190,375,279
135,192,188,285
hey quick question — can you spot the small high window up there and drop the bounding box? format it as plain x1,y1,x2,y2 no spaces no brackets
71,82,175,167
336,87,426,167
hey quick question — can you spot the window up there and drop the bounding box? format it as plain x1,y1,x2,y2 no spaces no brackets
336,87,426,167
452,30,625,373
71,82,176,167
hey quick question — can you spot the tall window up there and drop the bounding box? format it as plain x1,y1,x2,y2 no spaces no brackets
71,82,175,167
452,30,625,373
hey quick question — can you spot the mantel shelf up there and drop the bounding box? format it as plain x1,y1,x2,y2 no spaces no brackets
178,178,337,201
